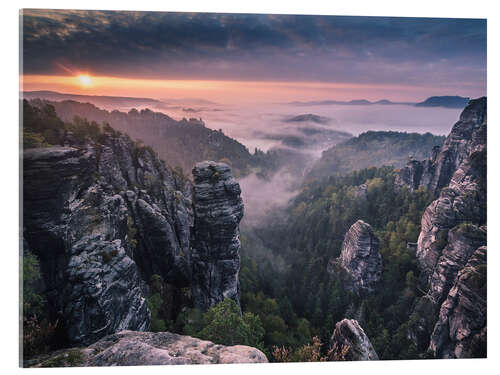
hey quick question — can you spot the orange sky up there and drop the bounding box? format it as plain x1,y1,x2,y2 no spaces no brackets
20,74,464,105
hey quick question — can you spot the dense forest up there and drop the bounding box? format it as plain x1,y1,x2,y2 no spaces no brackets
28,99,258,177
22,100,434,361
308,131,445,179
237,167,436,359
22,98,486,365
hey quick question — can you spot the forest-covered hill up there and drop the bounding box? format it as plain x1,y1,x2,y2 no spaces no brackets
307,131,445,179
28,99,258,177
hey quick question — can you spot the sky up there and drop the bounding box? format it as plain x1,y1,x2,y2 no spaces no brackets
20,9,487,103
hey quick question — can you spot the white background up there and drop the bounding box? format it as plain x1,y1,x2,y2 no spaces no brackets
3,0,498,374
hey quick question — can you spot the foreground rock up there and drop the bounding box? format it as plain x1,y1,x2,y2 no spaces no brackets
23,127,244,346
338,220,382,294
330,319,378,361
27,330,268,367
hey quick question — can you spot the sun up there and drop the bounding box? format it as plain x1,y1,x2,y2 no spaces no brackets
77,74,93,87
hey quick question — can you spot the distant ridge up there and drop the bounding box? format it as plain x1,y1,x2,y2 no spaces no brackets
414,96,470,109
287,99,414,106
22,90,162,107
288,96,472,109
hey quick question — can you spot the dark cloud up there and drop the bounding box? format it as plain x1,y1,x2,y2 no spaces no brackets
21,10,486,87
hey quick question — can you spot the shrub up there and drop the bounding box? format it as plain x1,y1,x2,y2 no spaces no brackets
127,216,137,249
184,299,265,348
23,253,57,358
23,131,48,149
146,293,167,332
271,336,349,362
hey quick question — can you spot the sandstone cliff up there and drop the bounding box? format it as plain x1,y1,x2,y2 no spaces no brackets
26,330,268,367
23,129,243,346
405,98,487,358
429,246,486,358
395,97,486,195
338,220,382,294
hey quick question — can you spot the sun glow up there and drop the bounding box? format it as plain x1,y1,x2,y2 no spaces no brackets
77,74,93,87
21,74,442,104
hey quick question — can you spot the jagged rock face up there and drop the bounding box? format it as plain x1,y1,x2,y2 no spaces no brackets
191,161,244,309
27,330,268,367
407,97,487,358
396,97,486,194
23,134,244,345
23,146,151,345
416,149,486,286
429,246,486,358
409,225,486,352
339,220,382,294
330,319,378,361
426,225,486,306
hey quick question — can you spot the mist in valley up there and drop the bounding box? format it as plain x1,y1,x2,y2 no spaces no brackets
162,100,461,226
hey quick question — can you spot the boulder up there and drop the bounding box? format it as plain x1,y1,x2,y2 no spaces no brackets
27,330,268,367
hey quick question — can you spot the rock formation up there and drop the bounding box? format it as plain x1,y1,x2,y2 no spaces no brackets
338,220,382,294
330,319,378,361
191,161,244,309
405,98,487,358
23,129,244,346
417,151,487,286
429,246,486,358
395,97,486,195
26,330,268,367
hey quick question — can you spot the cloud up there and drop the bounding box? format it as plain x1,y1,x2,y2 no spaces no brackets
21,10,486,89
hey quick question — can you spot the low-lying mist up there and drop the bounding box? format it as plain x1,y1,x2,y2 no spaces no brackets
238,168,299,228
137,100,460,227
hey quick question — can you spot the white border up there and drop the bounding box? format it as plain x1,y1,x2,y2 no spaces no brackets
3,1,498,374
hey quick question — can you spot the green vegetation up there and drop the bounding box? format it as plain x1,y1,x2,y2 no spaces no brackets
176,299,265,350
39,349,84,367
29,99,258,176
146,275,169,332
22,99,453,362
22,253,57,358
308,131,445,179
23,130,49,149
238,166,435,359
127,216,138,250
98,249,119,264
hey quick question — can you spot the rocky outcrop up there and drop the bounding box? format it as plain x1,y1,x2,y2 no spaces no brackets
338,220,382,294
23,146,151,345
406,98,487,358
396,97,486,194
27,330,268,367
429,246,486,358
426,225,486,306
330,319,378,361
394,148,439,192
23,130,244,346
417,144,486,287
191,161,244,309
